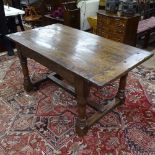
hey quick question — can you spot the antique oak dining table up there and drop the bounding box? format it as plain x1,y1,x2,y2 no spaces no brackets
7,24,153,136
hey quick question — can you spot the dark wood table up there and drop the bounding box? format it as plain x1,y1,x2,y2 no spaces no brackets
7,24,153,136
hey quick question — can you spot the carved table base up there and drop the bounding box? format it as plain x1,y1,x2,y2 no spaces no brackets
17,47,128,137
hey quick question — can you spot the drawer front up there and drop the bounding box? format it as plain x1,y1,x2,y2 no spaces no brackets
98,14,108,25
98,15,114,27
98,14,127,26
98,16,127,33
108,33,125,42
97,14,127,42
97,30,125,42
97,12,139,45
113,28,126,34
98,25,126,36
97,30,108,38
113,18,127,27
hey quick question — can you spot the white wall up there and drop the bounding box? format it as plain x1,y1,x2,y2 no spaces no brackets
77,0,99,30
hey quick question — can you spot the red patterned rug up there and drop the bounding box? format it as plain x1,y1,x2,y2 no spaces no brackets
0,53,155,155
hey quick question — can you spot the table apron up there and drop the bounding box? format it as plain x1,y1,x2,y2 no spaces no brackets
16,44,86,86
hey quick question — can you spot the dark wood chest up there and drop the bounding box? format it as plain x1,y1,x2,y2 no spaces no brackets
97,11,140,46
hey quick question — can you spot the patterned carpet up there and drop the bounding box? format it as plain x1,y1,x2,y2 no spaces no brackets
0,53,155,155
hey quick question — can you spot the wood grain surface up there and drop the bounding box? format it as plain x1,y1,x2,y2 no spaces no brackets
7,24,153,87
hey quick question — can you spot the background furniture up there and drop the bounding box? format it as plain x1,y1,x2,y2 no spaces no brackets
4,5,25,33
0,1,14,55
45,0,80,29
97,10,140,46
4,5,25,16
21,0,80,29
20,0,100,30
137,17,155,48
63,1,80,29
136,0,155,48
137,0,155,20
21,0,42,27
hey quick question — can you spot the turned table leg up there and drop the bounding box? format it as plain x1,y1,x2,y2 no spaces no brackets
17,47,33,92
116,73,128,104
75,78,90,136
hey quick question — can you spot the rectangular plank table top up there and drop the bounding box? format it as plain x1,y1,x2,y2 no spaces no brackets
7,24,153,87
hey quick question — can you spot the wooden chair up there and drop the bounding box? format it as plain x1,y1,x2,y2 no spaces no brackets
23,6,42,22
22,0,43,27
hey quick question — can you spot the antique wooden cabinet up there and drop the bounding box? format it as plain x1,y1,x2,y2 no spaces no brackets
97,10,140,46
